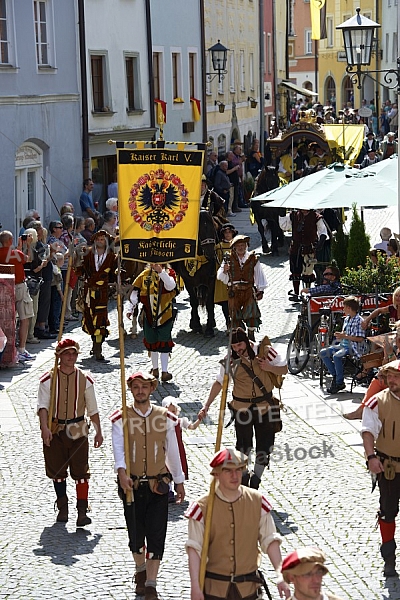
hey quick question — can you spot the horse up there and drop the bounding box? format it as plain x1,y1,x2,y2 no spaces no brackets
174,209,218,337
250,166,285,255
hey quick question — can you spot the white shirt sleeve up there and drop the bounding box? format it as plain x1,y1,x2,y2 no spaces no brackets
217,262,229,284
84,379,99,417
111,418,126,472
259,510,282,553
129,289,139,308
165,416,185,484
278,214,292,232
159,269,176,291
179,416,191,430
37,378,51,413
254,261,268,291
360,405,382,439
215,362,227,386
317,218,328,237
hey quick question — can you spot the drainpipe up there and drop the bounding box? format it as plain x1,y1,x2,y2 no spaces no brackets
77,0,89,180
199,0,207,144
272,0,278,124
259,0,264,144
145,0,155,131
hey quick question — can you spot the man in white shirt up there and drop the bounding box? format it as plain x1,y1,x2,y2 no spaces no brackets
110,371,185,600
217,234,267,340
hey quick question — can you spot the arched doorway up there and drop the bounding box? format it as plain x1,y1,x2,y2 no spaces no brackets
342,76,354,108
325,76,336,107
217,134,226,159
15,142,44,234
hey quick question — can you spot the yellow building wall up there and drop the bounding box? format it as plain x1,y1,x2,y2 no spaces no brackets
317,0,378,110
204,0,260,149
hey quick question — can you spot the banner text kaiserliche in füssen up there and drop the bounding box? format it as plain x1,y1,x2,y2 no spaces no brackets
118,148,204,263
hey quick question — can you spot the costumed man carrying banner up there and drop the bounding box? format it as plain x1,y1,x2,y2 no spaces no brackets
185,448,290,600
110,371,185,600
127,263,177,382
198,328,287,490
37,338,103,526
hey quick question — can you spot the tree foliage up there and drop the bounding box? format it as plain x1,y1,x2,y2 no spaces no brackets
346,204,371,269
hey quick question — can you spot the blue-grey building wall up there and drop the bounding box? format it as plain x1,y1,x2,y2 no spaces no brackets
0,0,82,236
150,0,203,143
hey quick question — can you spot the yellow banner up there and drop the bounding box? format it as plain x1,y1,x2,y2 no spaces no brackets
323,124,365,166
310,0,327,40
118,148,204,263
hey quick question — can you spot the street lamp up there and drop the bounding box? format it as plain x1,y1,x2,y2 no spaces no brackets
337,7,400,92
206,40,228,83
247,96,258,109
337,7,400,232
214,100,225,113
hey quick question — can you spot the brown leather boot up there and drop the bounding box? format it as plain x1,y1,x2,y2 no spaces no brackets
144,586,158,600
134,570,147,595
56,496,68,523
150,368,159,379
93,342,105,361
76,499,92,527
161,372,173,382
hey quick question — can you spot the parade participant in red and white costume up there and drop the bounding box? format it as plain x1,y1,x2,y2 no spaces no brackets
362,359,400,577
110,371,185,600
37,338,103,526
185,448,290,600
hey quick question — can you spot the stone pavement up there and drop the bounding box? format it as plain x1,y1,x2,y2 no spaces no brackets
0,204,399,600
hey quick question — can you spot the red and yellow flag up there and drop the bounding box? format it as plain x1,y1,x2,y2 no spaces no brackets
190,97,201,122
118,148,204,263
310,0,327,40
154,99,167,124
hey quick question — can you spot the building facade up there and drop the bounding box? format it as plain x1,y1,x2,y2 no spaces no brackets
83,0,155,212
150,0,204,144
204,0,260,156
0,0,82,235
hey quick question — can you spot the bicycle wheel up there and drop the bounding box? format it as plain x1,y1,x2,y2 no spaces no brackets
287,322,313,374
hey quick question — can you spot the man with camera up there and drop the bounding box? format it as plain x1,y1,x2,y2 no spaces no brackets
0,230,35,362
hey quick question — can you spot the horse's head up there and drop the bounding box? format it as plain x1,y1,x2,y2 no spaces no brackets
254,166,279,196
198,209,216,261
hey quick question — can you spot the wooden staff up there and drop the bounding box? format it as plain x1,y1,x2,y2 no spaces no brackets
47,238,75,430
199,325,233,590
116,252,133,505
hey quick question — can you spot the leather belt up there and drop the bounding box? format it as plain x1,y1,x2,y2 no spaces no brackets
376,450,400,462
53,415,84,425
232,392,272,404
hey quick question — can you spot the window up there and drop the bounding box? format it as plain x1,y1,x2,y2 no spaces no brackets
125,54,141,111
305,30,312,55
386,33,389,62
33,0,54,67
90,54,111,112
188,51,197,98
267,32,271,74
153,51,163,99
327,16,334,47
229,51,235,92
240,50,245,91
393,32,398,62
171,50,182,100
0,0,9,63
249,53,254,91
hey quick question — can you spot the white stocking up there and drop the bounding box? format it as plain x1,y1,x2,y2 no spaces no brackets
160,353,169,372
151,351,159,370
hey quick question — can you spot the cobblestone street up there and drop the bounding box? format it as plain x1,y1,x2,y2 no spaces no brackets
1,206,399,600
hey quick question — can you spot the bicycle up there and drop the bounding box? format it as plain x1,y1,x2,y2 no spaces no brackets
286,296,315,374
